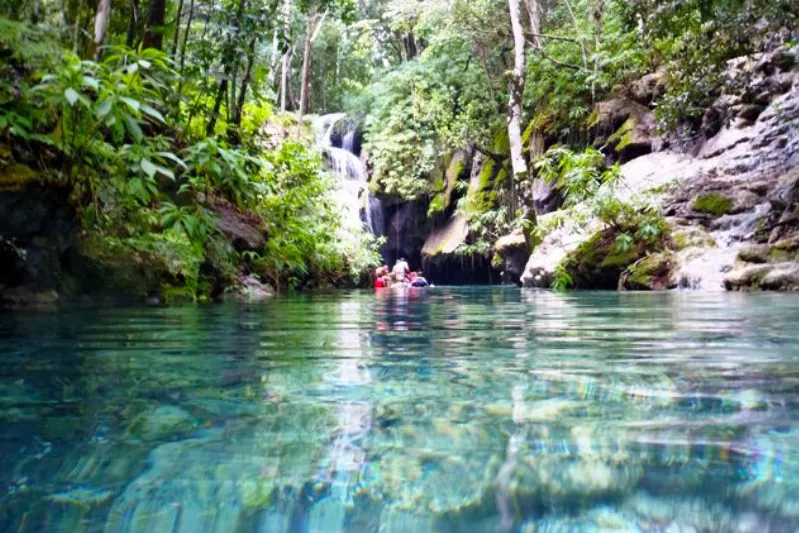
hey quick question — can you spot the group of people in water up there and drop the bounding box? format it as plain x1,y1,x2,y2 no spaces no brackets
374,258,430,288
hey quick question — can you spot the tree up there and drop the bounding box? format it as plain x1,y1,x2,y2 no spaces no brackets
90,0,112,60
296,7,327,134
507,0,528,183
142,0,166,49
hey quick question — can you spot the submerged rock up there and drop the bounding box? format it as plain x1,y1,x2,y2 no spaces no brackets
126,405,195,442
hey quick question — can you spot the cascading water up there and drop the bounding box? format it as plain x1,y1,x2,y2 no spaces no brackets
313,114,384,238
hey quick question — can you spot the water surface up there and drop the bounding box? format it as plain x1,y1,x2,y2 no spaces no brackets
2,288,799,532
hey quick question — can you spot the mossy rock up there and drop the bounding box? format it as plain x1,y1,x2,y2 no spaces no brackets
563,228,667,290
621,252,675,291
76,231,203,299
673,227,717,250
692,192,734,216
737,244,771,264
428,151,466,216
0,162,39,190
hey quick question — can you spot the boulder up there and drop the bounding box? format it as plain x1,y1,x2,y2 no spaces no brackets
630,69,667,104
126,405,195,442
593,98,655,162
212,203,266,252
223,274,274,301
620,252,675,291
493,230,530,285
531,177,562,216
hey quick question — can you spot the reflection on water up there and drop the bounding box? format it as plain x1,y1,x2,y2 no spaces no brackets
2,288,799,532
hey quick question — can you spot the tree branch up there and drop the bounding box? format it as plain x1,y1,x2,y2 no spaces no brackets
525,32,579,43
474,145,509,163
531,48,585,71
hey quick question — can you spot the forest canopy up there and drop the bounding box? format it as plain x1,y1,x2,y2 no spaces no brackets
0,0,795,296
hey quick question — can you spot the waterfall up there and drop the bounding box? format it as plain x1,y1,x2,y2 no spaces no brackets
314,114,383,237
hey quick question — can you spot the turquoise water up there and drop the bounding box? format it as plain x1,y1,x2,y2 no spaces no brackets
2,288,799,532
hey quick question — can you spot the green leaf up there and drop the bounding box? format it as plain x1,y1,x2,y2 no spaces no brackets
155,165,175,180
82,76,100,90
156,151,187,168
141,104,165,123
122,114,143,142
120,97,141,112
64,88,79,106
95,98,113,118
140,159,157,178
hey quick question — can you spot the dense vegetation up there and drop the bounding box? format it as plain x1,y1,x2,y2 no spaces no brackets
0,0,796,297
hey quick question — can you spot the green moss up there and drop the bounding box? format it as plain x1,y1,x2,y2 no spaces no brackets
607,117,635,153
478,159,495,190
0,163,38,189
692,192,733,216
491,130,510,154
623,253,674,290
162,285,196,304
673,228,717,250
564,225,669,290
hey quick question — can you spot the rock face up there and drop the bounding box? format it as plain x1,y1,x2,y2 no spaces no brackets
522,49,799,291
211,201,267,252
0,181,78,304
593,98,656,162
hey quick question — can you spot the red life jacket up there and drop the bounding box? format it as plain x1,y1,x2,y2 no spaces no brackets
375,277,387,288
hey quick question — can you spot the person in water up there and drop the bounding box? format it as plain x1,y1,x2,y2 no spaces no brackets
392,258,409,283
374,265,391,288
410,271,429,287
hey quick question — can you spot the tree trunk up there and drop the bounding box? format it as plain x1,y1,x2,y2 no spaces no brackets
142,0,166,50
298,17,315,116
207,79,228,136
126,0,139,47
402,31,417,61
279,0,292,113
591,0,604,100
296,10,327,137
178,0,194,74
268,27,280,90
507,0,528,183
230,36,257,142
170,0,185,57
91,0,111,60
523,0,542,49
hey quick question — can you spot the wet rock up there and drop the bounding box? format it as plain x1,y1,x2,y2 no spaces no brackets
507,455,642,506
107,415,332,533
0,182,78,304
737,244,771,264
422,215,469,259
223,274,274,302
621,253,675,291
724,264,775,291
